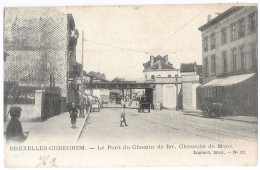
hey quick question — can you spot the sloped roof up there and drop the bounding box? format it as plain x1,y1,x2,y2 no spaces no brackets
83,70,93,77
143,55,175,72
89,71,107,81
143,55,173,70
180,63,196,72
112,77,124,82
198,6,243,31
148,61,175,71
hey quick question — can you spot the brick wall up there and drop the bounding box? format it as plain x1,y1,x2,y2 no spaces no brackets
4,7,68,97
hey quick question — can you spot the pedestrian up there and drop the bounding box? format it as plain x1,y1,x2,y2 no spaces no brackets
6,106,28,143
86,97,91,113
70,103,78,128
120,104,128,127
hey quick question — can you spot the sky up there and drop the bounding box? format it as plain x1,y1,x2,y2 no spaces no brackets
60,4,234,81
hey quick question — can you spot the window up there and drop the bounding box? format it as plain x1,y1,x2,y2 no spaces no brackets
251,43,257,69
222,51,228,73
145,75,147,79
240,46,245,70
238,18,245,38
204,57,208,77
210,33,216,49
249,12,256,33
203,36,208,52
221,27,227,44
231,48,237,71
230,23,236,41
211,55,216,75
168,75,172,77
151,75,155,79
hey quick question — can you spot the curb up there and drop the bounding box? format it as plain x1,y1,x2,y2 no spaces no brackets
75,114,89,143
223,118,258,124
183,112,257,124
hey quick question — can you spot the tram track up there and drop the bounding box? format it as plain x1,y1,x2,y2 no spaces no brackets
129,112,257,143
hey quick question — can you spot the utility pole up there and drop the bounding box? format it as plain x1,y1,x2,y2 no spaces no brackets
175,70,179,111
79,31,85,118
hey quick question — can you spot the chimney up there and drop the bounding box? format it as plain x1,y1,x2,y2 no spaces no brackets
164,55,168,65
208,15,212,22
150,55,154,66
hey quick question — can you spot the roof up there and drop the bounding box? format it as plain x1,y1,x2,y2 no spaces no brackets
202,73,255,87
89,71,107,81
143,55,173,70
180,63,196,72
83,70,93,77
112,77,125,82
198,6,243,31
143,55,175,72
148,61,175,71
180,63,203,74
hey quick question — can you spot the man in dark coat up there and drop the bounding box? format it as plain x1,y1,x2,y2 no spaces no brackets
6,106,27,143
70,103,78,128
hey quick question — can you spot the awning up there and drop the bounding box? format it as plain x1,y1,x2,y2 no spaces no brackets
202,73,255,87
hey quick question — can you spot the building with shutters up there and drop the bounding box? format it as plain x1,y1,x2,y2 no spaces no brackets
198,6,257,84
198,6,258,116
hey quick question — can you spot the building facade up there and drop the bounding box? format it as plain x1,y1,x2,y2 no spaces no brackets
198,6,257,84
180,63,202,110
143,55,178,80
4,7,78,100
198,6,258,116
143,55,180,109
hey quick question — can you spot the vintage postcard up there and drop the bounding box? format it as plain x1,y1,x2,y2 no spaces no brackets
2,3,258,168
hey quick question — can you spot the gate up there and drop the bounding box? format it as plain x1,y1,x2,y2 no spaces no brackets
41,92,61,121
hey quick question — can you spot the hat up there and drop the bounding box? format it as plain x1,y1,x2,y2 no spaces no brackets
9,106,22,118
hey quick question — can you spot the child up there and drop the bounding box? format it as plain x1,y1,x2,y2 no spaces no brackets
120,104,128,127
6,106,28,143
70,103,78,128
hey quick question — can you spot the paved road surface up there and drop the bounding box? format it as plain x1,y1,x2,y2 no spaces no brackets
79,107,257,145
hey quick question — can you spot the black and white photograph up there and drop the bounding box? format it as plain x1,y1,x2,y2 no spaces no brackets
1,1,258,168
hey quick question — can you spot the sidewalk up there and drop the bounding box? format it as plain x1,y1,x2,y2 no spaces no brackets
183,110,258,124
24,112,88,144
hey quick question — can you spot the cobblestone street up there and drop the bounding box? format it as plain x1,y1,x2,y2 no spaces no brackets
79,106,257,145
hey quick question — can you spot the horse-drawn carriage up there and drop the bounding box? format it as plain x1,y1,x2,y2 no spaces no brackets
138,97,151,113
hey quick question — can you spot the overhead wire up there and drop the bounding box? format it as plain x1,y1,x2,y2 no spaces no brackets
147,6,211,54
84,39,148,54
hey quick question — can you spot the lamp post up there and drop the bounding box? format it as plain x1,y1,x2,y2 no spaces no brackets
79,30,85,118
